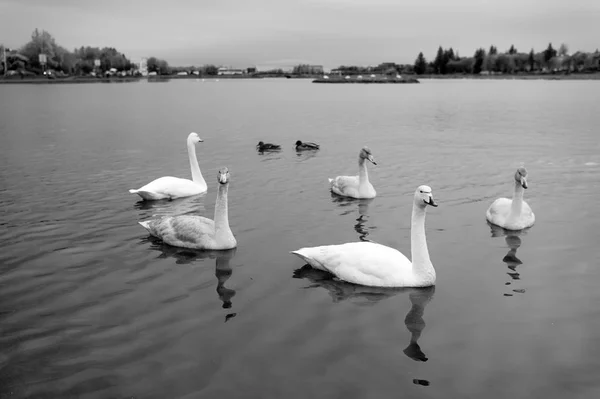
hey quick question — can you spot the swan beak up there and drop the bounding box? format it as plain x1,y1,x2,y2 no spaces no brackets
425,197,438,207
520,177,528,189
367,155,377,165
198,138,204,142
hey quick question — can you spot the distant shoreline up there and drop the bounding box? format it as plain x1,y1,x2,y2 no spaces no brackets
1,72,599,84
417,73,600,80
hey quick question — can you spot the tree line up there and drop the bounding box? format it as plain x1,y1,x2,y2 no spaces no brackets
1,29,135,76
413,43,600,75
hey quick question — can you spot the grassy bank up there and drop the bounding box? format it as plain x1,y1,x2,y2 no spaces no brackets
417,72,600,80
0,75,144,84
313,77,420,84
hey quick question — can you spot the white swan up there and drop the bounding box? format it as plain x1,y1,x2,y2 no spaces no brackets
138,167,237,250
329,146,377,199
486,167,535,230
291,185,438,288
129,132,207,200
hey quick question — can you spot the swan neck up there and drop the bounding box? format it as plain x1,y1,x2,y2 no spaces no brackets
510,181,524,217
214,183,231,238
358,158,369,185
187,141,206,186
410,204,434,280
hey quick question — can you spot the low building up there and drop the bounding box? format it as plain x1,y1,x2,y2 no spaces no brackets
218,67,244,75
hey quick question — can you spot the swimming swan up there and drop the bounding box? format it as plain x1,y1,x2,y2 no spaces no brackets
291,185,438,288
486,167,535,230
329,146,377,199
129,132,207,200
138,167,237,250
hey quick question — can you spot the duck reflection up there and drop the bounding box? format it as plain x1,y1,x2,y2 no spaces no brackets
295,150,318,162
293,266,435,362
145,240,237,309
134,194,207,220
331,194,374,242
488,222,529,296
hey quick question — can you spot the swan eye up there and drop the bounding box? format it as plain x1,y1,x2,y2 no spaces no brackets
419,190,423,193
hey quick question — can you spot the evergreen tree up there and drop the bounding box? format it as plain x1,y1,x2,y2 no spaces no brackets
433,46,444,74
544,43,557,63
528,49,535,71
473,48,486,74
414,52,427,75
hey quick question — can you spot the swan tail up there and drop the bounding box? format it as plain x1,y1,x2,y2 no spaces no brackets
130,190,165,201
328,178,333,183
138,220,156,237
290,248,328,271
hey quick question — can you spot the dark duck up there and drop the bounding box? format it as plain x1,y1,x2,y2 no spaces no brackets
256,141,281,151
295,140,320,151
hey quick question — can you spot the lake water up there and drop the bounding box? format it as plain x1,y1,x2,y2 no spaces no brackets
1,78,599,398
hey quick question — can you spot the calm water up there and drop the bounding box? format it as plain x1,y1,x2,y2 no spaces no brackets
1,78,599,398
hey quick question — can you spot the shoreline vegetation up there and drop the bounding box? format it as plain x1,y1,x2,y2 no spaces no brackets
2,72,600,85
2,29,600,85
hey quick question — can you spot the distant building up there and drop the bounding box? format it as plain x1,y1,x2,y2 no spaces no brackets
139,58,148,76
246,67,257,74
218,67,244,75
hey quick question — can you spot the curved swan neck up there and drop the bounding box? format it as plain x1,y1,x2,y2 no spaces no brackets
187,141,206,186
358,158,369,185
410,204,434,280
510,181,524,217
214,183,232,238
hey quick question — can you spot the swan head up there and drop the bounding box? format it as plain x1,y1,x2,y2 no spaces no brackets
359,147,377,165
188,132,203,144
514,167,528,189
218,167,230,185
415,185,437,208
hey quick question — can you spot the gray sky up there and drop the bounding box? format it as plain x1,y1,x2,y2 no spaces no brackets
0,0,598,70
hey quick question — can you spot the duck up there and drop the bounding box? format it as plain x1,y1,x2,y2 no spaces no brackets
291,185,438,288
329,146,377,199
129,132,207,200
138,167,237,250
486,167,535,230
295,140,320,150
256,141,281,151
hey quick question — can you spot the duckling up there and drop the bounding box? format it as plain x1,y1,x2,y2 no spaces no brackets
295,140,320,151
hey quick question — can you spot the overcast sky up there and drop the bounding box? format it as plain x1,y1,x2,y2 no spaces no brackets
0,0,598,69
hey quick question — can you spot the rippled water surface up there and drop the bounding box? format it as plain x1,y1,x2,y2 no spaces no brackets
1,79,600,398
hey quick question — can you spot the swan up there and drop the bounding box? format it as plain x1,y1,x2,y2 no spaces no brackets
256,141,281,151
138,167,237,250
329,146,377,199
291,185,438,288
129,132,207,200
295,140,320,150
486,167,535,230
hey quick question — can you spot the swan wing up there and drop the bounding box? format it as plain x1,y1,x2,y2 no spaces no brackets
329,175,359,197
291,242,413,287
141,215,216,249
132,176,206,199
486,197,511,225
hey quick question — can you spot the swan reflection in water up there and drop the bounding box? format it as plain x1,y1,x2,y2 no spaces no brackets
330,194,374,242
488,222,530,296
293,266,435,364
145,239,237,313
134,193,207,219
